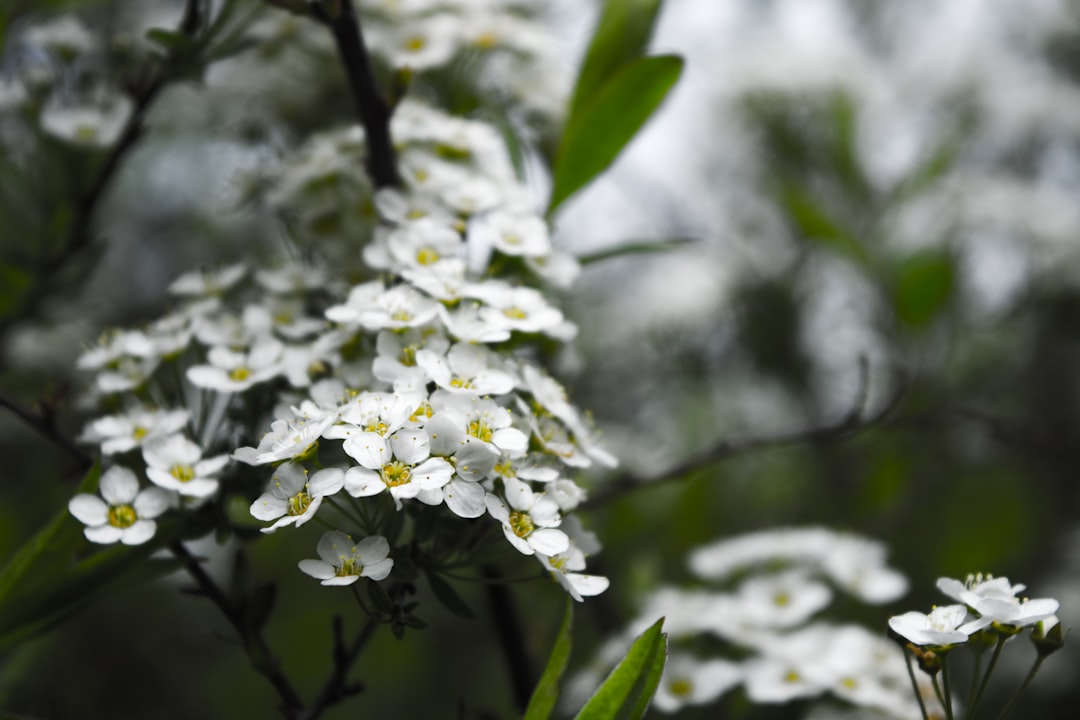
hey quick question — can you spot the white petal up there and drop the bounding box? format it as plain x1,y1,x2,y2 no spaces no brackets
134,487,174,518
390,428,430,465
342,432,391,469
121,520,156,545
69,494,107,525
299,559,336,580
529,528,569,556
444,479,486,518
354,535,390,562
100,466,139,504
362,558,394,581
309,467,345,497
566,573,609,598
412,457,453,489
344,467,385,497
84,524,123,544
492,427,528,454
250,493,287,521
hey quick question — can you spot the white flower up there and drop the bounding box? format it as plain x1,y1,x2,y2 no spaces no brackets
342,429,454,509
249,463,344,533
937,574,1059,631
233,404,337,465
888,605,972,647
469,282,566,335
536,543,609,602
169,264,247,297
324,391,420,442
485,478,568,556
472,210,551,258
369,13,463,71
436,301,512,343
40,94,133,148
416,343,516,396
298,532,394,585
652,655,743,713
68,466,172,545
732,571,834,629
79,407,190,455
142,434,228,498
187,338,285,392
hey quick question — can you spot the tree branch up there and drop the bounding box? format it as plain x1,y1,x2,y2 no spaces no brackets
299,615,379,720
0,390,93,472
169,541,305,718
583,360,904,510
482,564,534,713
310,0,401,188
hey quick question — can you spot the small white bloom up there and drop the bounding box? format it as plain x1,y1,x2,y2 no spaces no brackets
68,466,172,545
298,531,394,585
343,429,454,509
79,407,190,455
250,463,344,533
485,478,568,556
888,605,972,647
142,434,228,498
169,264,247,297
652,655,743,713
40,94,133,148
937,574,1059,631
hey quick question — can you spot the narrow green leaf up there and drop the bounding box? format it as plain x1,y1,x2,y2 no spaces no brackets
524,598,574,720
549,55,684,216
569,0,665,120
0,460,100,608
777,183,869,266
893,249,955,329
425,570,475,619
573,617,667,720
578,237,695,266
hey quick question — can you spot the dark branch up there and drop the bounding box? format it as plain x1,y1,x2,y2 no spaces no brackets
583,360,903,510
482,564,533,713
311,0,401,188
169,541,305,718
0,391,93,472
299,615,379,720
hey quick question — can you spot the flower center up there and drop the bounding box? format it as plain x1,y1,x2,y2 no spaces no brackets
365,420,390,435
773,591,791,607
508,510,534,538
170,464,196,482
132,425,148,440
449,376,474,389
405,35,426,52
336,557,363,577
391,310,414,323
229,366,251,382
468,420,493,443
399,345,417,367
669,679,693,697
108,504,137,529
503,306,527,320
382,461,412,487
474,31,498,49
287,489,312,516
410,401,434,423
503,232,522,246
784,670,801,684
416,247,440,265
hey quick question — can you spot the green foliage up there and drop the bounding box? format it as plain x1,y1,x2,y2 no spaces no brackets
577,237,696,266
573,618,667,720
892,249,955,329
523,598,573,720
548,0,680,215
549,55,684,215
568,0,665,120
0,462,184,651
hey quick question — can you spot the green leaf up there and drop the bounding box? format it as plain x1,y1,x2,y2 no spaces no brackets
425,570,475,619
568,0,665,120
0,461,99,610
524,598,574,720
577,237,695,266
893,249,955,329
573,617,667,720
549,55,683,216
777,183,869,266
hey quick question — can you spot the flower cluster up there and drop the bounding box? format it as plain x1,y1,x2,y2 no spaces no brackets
889,573,1061,649
568,527,926,718
68,87,612,600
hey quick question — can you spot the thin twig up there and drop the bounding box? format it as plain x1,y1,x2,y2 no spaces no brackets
482,564,533,713
583,359,903,510
169,541,305,718
300,615,379,720
0,391,93,471
310,0,401,188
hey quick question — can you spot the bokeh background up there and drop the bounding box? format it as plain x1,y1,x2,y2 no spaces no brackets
3,0,1080,718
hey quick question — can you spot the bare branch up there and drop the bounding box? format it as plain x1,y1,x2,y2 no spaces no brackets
582,359,904,510
299,615,379,720
0,390,93,472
